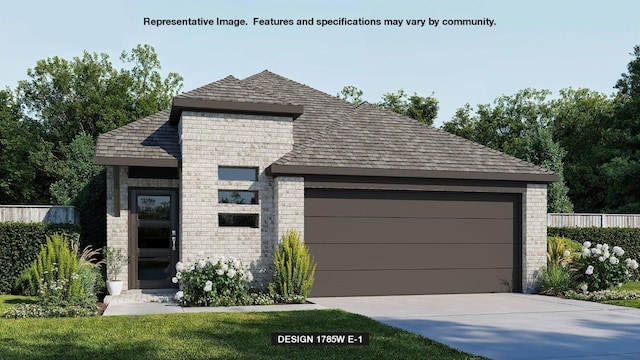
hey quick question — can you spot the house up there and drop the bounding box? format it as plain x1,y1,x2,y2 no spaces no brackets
95,70,557,296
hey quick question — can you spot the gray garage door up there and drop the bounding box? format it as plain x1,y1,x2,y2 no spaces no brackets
305,189,521,297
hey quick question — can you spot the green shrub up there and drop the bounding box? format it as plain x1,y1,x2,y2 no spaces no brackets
547,236,582,266
537,264,575,295
0,222,80,294
76,245,105,300
548,227,640,276
269,229,317,303
175,254,255,307
572,242,638,292
19,233,96,309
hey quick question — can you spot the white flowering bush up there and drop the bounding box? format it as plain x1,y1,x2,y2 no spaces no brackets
173,253,268,307
2,303,95,319
573,241,639,292
564,289,640,302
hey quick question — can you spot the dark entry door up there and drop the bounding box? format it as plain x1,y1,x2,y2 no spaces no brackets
130,189,178,289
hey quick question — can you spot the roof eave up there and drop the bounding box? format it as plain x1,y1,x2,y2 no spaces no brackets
267,164,560,183
94,156,179,168
169,98,303,124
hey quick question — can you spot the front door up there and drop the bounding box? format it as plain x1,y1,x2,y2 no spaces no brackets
129,189,178,289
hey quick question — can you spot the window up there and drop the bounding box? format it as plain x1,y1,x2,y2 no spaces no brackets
218,167,258,181
129,167,179,179
219,190,258,204
218,214,259,228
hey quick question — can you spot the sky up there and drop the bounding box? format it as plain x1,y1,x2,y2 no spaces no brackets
0,0,638,127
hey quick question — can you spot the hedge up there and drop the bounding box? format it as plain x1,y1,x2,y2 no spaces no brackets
0,222,81,294
547,227,640,265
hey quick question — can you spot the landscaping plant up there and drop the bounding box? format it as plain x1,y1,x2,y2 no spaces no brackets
103,246,126,281
0,222,80,294
7,233,99,317
269,229,317,303
537,263,575,295
547,236,581,266
173,253,259,306
573,241,639,292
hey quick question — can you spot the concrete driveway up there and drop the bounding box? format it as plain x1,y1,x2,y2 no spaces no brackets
308,294,640,360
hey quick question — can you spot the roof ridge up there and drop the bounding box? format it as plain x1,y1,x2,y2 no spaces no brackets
243,70,358,109
176,75,238,98
237,74,301,106
177,73,296,105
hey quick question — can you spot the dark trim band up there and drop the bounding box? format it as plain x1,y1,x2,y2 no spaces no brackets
169,98,303,124
95,156,179,168
267,164,559,183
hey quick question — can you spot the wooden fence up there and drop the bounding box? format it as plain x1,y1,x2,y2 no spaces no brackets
0,205,80,225
548,213,640,228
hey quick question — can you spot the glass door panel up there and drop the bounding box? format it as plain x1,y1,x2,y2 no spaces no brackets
130,189,178,289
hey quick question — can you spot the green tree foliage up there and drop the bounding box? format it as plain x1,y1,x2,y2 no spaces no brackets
551,88,614,212
443,89,574,212
0,89,46,203
338,86,439,125
603,45,640,212
50,133,102,205
120,44,184,120
337,85,363,105
0,44,183,207
0,44,183,253
16,44,183,144
506,122,574,212
378,89,439,126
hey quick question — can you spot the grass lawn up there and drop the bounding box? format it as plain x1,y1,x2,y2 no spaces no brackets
0,298,483,360
0,295,37,313
603,281,640,309
617,281,640,291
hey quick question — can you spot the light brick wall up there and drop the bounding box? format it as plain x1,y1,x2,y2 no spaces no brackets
106,166,180,290
106,166,129,289
274,176,305,242
179,112,294,285
522,183,548,293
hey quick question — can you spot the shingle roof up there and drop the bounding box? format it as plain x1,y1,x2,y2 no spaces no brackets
241,71,356,148
95,70,556,181
95,109,179,166
176,75,295,105
275,100,553,174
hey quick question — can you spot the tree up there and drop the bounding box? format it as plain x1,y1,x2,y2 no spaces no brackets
338,86,439,125
505,122,573,212
0,90,33,203
0,89,53,204
378,89,439,126
16,44,183,144
49,133,102,205
442,89,574,212
602,45,640,212
120,44,184,120
9,44,184,204
551,88,614,212
337,85,363,105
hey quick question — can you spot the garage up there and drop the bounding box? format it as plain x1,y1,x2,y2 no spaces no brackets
305,188,521,297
